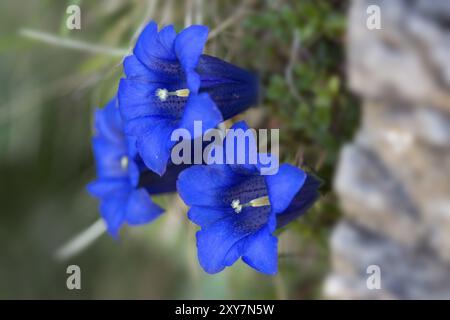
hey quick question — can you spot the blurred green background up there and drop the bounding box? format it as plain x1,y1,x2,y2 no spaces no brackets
0,0,358,299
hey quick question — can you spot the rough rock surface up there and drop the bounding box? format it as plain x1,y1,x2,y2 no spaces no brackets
325,0,450,299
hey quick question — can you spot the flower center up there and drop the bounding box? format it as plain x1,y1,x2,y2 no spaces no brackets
120,156,129,170
155,88,190,101
231,196,270,214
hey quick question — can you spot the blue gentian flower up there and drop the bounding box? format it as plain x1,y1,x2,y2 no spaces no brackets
118,21,258,176
87,98,180,237
177,122,319,275
276,174,321,228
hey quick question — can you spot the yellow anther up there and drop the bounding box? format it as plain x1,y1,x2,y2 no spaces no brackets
155,88,190,101
120,156,129,170
248,196,270,208
231,196,270,214
174,88,190,97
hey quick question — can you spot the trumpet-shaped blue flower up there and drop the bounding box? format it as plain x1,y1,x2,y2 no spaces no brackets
118,21,258,176
87,98,180,236
276,174,321,228
177,122,319,275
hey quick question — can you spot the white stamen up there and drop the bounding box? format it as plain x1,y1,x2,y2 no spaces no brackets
120,156,129,170
231,199,242,213
231,196,271,214
156,88,169,101
155,88,190,101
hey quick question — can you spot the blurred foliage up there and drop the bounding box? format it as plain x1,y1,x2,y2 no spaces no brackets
0,0,358,299
242,0,358,188
242,0,359,297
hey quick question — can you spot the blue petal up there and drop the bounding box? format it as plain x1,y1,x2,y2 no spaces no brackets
92,137,127,178
194,206,277,274
157,25,177,59
124,53,181,85
179,93,223,139
126,136,138,159
177,164,240,207
132,22,184,86
87,178,129,198
119,79,167,121
276,174,321,228
136,119,178,176
123,55,161,82
185,71,201,95
233,205,275,234
196,215,250,274
265,164,306,214
187,206,231,229
223,241,244,267
133,21,158,63
174,25,208,68
175,25,208,92
141,162,187,194
241,226,278,275
127,158,140,187
100,193,129,237
222,175,267,209
197,55,259,120
118,79,153,121
223,121,259,174
118,79,185,121
124,116,161,136
125,188,164,225
94,98,123,144
134,22,177,66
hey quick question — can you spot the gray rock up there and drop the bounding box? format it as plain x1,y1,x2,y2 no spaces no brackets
424,200,450,263
325,222,450,299
361,102,450,204
416,0,450,19
328,0,450,299
415,107,450,148
348,0,450,112
334,144,422,246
